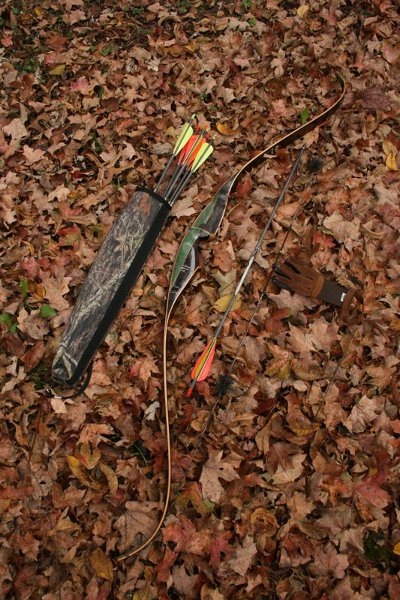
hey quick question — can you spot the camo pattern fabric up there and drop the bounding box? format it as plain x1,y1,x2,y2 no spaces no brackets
52,189,169,385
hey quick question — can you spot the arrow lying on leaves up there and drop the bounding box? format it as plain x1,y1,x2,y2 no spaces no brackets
117,74,346,562
186,147,305,397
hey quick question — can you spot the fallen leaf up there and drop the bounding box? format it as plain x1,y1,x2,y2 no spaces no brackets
382,41,400,64
297,5,309,18
99,462,119,495
227,535,257,576
67,456,102,490
89,548,114,581
216,122,237,136
213,293,241,313
22,145,45,165
3,118,28,142
76,443,101,470
200,450,239,503
49,64,66,75
386,152,398,170
323,211,360,242
271,452,306,484
343,395,384,433
310,543,349,579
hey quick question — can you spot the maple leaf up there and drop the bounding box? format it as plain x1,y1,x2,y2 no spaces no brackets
22,145,45,165
279,529,313,567
310,543,349,579
354,473,391,509
115,502,159,553
323,211,360,243
271,452,306,484
199,450,239,503
3,118,28,143
359,86,392,111
171,564,197,599
308,319,339,352
226,535,257,576
163,516,196,552
343,395,384,433
286,492,314,521
210,531,232,568
39,270,72,311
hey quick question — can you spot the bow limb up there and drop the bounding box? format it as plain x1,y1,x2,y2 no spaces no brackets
116,310,172,561
167,74,346,315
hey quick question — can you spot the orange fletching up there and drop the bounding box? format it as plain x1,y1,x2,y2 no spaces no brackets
190,339,217,382
179,134,205,165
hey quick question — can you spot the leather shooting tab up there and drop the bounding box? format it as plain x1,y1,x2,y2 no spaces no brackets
272,258,356,312
318,279,348,307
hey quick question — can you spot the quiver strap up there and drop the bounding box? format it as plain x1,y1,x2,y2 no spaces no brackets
272,259,358,317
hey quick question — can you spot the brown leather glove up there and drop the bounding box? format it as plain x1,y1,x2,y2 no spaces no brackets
272,259,358,321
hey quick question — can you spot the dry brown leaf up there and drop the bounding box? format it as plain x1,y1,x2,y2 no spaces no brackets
297,5,309,18
216,122,237,136
67,456,102,490
271,453,306,484
199,450,239,503
213,293,241,313
99,462,118,495
76,443,101,470
226,535,257,576
89,548,114,581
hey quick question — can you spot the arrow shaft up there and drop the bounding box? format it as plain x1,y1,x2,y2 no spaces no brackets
154,116,195,193
167,143,213,206
187,148,304,393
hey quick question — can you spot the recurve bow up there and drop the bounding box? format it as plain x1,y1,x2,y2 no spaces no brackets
117,74,346,561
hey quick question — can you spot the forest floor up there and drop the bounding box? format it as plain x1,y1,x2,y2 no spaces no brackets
1,0,400,599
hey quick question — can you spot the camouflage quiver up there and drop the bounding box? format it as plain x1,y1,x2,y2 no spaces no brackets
52,188,171,388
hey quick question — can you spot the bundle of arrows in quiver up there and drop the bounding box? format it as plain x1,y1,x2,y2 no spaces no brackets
51,116,213,390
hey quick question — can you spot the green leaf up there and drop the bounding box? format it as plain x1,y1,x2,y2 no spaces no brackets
40,304,57,319
300,107,310,125
0,312,17,333
19,279,29,298
100,46,113,56
129,7,144,16
248,17,257,26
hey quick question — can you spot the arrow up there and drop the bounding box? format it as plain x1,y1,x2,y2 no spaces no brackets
167,140,214,206
154,115,195,193
185,147,305,397
164,129,211,203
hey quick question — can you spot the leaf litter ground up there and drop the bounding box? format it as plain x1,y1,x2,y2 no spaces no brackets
0,0,399,599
